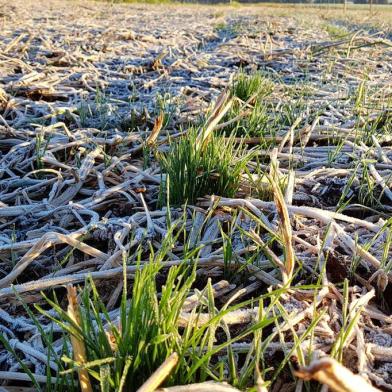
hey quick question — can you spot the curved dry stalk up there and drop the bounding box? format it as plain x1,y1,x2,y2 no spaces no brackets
270,164,294,285
67,285,93,392
157,381,241,392
0,231,107,289
137,353,179,392
295,357,381,392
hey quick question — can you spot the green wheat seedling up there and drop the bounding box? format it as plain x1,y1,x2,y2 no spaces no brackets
380,223,392,273
337,157,383,211
240,174,295,286
77,98,92,128
222,77,315,142
324,23,349,40
155,92,176,129
353,218,392,278
360,108,392,145
330,279,369,363
214,21,240,37
159,128,253,205
348,233,362,279
95,88,112,131
28,263,284,390
244,159,288,201
1,214,300,391
231,70,274,103
35,131,51,171
353,78,369,115
2,240,322,392
0,289,77,391
327,137,346,164
77,89,112,131
271,292,325,384
36,261,199,391
219,100,272,140
357,160,382,208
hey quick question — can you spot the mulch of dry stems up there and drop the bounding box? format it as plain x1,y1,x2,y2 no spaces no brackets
0,0,392,390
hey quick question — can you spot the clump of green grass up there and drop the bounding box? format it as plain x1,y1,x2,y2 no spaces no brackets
35,130,51,170
155,92,176,129
216,71,275,139
77,89,112,131
219,100,271,139
244,160,288,201
231,70,273,103
1,217,326,392
336,157,385,211
324,23,349,39
222,77,311,140
12,236,204,391
7,232,285,391
214,21,240,37
353,78,368,114
60,262,196,390
159,128,252,205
